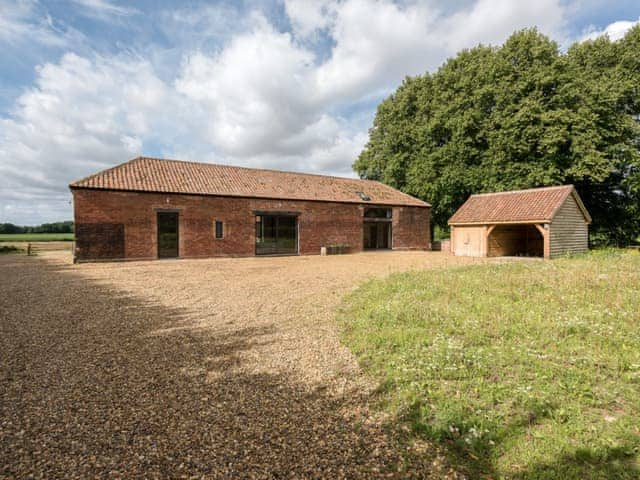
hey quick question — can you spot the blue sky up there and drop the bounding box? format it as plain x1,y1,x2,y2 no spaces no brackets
1,0,639,224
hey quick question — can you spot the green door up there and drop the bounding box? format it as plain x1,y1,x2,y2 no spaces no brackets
157,212,179,258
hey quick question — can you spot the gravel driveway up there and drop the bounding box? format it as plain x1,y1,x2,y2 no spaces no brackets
1,251,481,479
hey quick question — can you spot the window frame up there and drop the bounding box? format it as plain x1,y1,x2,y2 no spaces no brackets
214,220,224,239
364,207,392,220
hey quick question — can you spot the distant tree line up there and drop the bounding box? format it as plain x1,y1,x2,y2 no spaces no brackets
355,27,640,245
0,221,74,234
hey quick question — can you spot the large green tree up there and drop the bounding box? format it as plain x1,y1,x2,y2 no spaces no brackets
355,28,640,245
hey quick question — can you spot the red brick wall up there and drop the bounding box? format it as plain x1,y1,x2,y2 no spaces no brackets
72,189,430,261
392,206,431,250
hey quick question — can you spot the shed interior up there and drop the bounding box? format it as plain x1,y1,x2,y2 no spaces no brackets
487,224,543,257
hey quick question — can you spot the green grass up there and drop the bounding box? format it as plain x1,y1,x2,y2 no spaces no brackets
338,250,640,479
0,233,74,242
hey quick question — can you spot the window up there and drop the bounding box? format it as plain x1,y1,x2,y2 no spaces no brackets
356,191,371,201
364,207,392,219
215,220,224,239
255,214,298,255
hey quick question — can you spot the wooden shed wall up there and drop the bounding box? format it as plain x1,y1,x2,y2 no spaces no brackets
451,226,486,257
549,194,588,258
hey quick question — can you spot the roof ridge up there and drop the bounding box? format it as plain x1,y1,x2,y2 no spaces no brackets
470,184,573,198
136,156,385,184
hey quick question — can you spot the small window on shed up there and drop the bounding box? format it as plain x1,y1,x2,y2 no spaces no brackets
214,220,224,239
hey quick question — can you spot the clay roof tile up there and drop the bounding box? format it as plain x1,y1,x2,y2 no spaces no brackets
448,185,587,224
70,157,429,208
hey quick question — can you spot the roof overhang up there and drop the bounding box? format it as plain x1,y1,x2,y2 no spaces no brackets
449,219,551,226
70,185,430,208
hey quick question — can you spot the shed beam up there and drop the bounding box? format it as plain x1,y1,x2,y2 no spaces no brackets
533,223,550,259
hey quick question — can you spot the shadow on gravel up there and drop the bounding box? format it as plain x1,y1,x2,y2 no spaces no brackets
0,256,414,479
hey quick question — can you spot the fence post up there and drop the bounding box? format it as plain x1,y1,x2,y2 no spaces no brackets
27,243,31,256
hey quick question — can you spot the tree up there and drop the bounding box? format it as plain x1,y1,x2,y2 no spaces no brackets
0,221,74,234
355,27,640,245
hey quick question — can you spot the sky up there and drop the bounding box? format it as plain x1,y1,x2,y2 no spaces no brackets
0,0,639,225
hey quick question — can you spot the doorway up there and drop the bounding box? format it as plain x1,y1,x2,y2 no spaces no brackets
363,208,392,250
363,223,391,249
256,214,298,255
157,212,179,258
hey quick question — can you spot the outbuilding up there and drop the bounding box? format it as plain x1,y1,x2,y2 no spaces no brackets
69,157,431,262
448,185,591,259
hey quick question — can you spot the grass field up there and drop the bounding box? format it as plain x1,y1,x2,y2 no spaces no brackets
339,250,640,479
0,233,74,242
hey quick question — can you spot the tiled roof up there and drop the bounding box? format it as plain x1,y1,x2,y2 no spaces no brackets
69,157,429,207
448,185,588,224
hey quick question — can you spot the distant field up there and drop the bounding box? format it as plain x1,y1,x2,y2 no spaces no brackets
339,250,640,479
0,233,74,242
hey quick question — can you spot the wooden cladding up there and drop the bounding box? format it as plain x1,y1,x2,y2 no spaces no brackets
549,196,588,257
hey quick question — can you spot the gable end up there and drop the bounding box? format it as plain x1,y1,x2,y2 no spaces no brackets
550,189,592,224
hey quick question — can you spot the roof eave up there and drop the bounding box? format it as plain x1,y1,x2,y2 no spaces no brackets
448,219,552,226
69,185,429,207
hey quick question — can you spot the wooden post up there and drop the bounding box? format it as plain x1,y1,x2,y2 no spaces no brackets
450,226,455,255
27,243,31,256
485,225,497,257
534,224,550,259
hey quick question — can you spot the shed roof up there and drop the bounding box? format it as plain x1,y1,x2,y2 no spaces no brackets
448,185,591,225
69,157,429,207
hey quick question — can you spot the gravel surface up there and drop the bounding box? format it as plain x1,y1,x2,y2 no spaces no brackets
1,251,483,479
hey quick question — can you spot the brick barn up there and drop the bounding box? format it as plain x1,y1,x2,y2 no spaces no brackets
448,185,591,259
69,157,431,262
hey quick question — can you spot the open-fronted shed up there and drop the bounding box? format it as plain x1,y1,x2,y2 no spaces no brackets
448,185,591,259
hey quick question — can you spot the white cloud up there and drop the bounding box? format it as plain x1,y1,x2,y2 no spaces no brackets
176,16,319,158
581,17,639,42
1,0,584,223
0,53,182,223
435,0,567,51
312,0,438,101
284,0,336,38
176,0,571,162
0,0,83,47
70,0,138,18
303,0,567,103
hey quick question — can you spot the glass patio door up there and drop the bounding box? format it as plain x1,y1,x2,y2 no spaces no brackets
256,215,298,255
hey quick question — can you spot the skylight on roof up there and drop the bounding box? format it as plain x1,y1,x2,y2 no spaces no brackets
356,191,371,201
